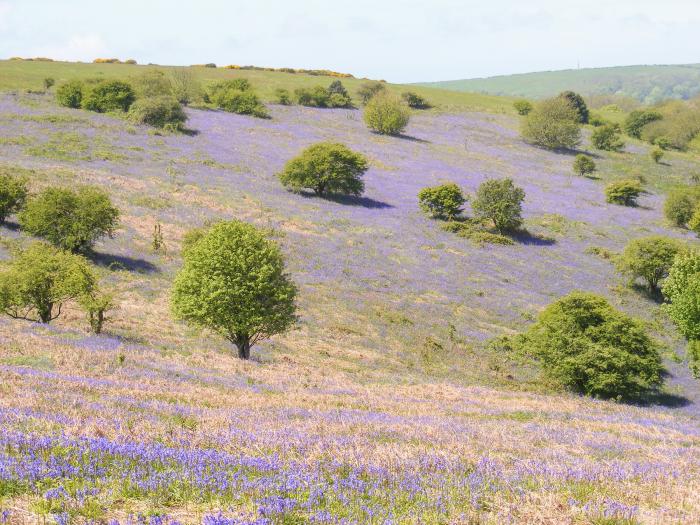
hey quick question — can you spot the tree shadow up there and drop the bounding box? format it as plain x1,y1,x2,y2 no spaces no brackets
0,220,20,232
396,134,431,144
88,251,159,273
180,128,199,137
629,283,664,304
511,229,557,246
298,191,393,209
635,390,691,409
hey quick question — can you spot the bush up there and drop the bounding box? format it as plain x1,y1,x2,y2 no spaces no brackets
689,206,700,235
663,251,700,341
418,183,466,221
624,110,662,138
0,172,28,223
591,124,625,151
274,88,291,105
640,101,700,150
128,96,188,130
278,142,368,197
79,289,115,334
82,80,136,112
210,82,269,118
170,68,202,105
43,77,55,90
363,94,410,135
688,340,700,379
132,70,172,98
521,97,581,150
294,83,352,108
605,180,642,206
0,242,95,323
558,91,589,123
402,92,431,109
616,236,685,293
171,220,297,359
513,100,533,116
513,291,663,399
327,80,350,99
573,154,596,176
19,186,120,253
650,147,664,164
472,178,525,234
56,80,84,109
357,81,385,105
664,188,699,227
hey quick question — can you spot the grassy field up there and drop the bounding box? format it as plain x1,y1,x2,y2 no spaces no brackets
0,61,700,524
416,63,700,103
0,59,513,114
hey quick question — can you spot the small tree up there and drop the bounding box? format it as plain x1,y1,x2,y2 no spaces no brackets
43,77,55,90
605,180,642,206
56,80,84,109
418,183,467,221
79,288,116,334
573,154,596,177
82,80,136,112
663,251,700,341
0,242,95,323
688,206,700,236
274,88,291,105
558,91,589,124
327,80,349,99
472,178,525,234
19,186,120,253
616,236,685,293
0,172,28,224
209,81,268,118
521,97,581,150
650,147,664,164
128,96,188,130
664,189,698,227
591,124,625,152
357,81,385,105
514,291,662,399
364,94,410,135
402,92,431,109
624,110,662,138
513,100,533,116
171,221,297,359
278,142,368,197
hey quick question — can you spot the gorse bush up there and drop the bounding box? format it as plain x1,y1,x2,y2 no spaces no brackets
19,186,120,253
472,178,525,234
591,124,625,152
56,80,84,109
558,91,589,124
208,79,269,118
512,291,663,399
0,171,28,223
521,97,581,150
0,242,95,323
624,110,662,138
616,236,685,293
664,188,699,227
357,81,385,105
363,94,410,135
402,92,431,109
513,100,533,116
128,96,188,130
171,220,297,359
82,80,136,112
605,180,642,206
573,154,596,177
418,183,467,221
278,142,369,197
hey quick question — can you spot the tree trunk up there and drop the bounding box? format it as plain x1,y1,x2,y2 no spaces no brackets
235,338,251,359
39,303,53,323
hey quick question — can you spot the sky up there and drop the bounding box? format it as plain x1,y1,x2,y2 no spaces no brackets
1,0,699,83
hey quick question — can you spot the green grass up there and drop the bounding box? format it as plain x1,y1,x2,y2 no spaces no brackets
416,63,700,103
0,59,514,114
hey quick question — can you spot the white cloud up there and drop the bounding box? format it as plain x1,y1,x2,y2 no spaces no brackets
31,34,107,61
0,1,12,31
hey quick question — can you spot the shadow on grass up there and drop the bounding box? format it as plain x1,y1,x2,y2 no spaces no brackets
299,191,393,209
0,220,20,232
88,251,159,273
180,128,199,137
397,134,431,144
512,229,557,246
636,390,691,409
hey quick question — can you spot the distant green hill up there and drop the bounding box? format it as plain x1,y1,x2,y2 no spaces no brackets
417,64,700,104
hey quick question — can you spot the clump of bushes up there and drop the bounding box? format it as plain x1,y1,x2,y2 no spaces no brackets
171,220,297,359
573,154,596,177
82,80,136,113
402,92,431,109
43,77,55,90
418,183,466,221
650,147,664,164
472,178,525,234
640,101,700,151
56,80,85,109
440,221,514,245
513,100,533,116
128,96,188,131
521,97,581,150
0,171,28,224
278,142,369,197
208,79,269,118
364,94,410,135
294,81,352,108
502,292,663,399
357,81,386,105
19,186,120,253
624,110,662,138
616,236,685,293
664,188,699,227
591,124,625,152
558,91,589,124
605,180,642,206
274,88,292,105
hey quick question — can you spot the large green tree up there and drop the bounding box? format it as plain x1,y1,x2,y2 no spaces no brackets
521,97,581,150
616,236,685,293
472,178,525,234
171,221,297,359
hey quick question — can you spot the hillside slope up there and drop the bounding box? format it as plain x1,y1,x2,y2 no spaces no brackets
1,74,700,523
417,64,700,104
